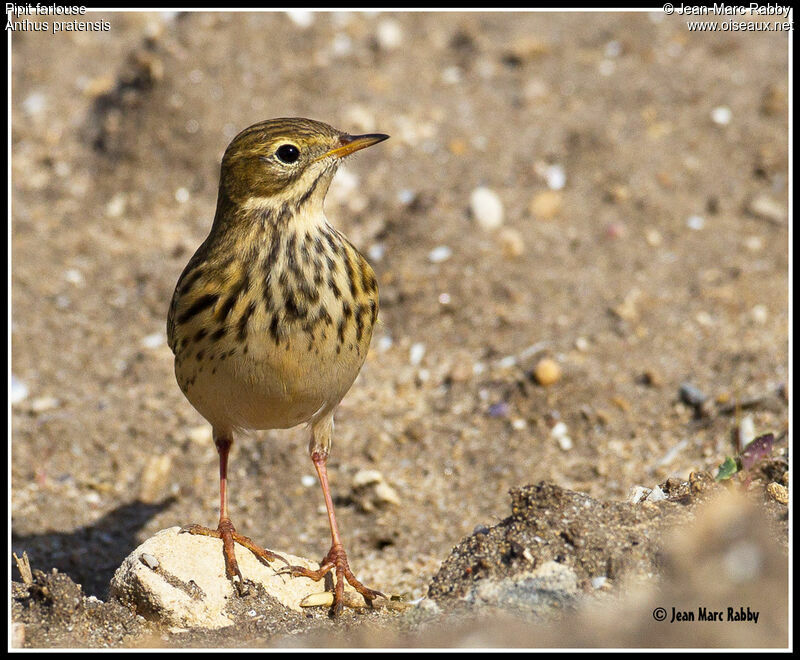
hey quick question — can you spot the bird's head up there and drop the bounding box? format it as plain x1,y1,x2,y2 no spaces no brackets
217,118,389,220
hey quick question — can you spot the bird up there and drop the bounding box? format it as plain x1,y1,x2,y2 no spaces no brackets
166,117,389,615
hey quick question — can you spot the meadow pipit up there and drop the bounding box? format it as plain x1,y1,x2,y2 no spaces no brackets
167,118,389,615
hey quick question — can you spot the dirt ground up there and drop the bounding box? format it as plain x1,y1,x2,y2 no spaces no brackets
10,10,790,649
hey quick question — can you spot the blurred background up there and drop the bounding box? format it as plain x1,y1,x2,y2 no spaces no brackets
11,10,789,647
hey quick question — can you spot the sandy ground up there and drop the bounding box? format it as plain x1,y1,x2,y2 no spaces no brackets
10,10,789,649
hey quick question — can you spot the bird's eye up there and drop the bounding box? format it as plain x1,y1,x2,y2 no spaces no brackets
276,144,300,164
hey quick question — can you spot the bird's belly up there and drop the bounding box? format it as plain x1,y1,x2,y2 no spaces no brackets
175,326,366,432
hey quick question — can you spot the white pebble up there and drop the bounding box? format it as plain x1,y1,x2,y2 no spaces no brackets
750,305,768,325
738,414,756,449
511,418,527,431
470,187,504,231
11,375,28,405
331,33,353,56
376,19,403,50
438,292,451,305
645,485,666,502
604,40,622,57
550,421,569,439
23,92,47,117
352,469,383,488
556,435,573,451
591,576,608,589
30,396,60,413
141,332,164,349
544,164,566,191
397,189,416,205
301,475,317,488
441,66,463,84
686,214,705,231
409,342,426,366
175,187,190,203
627,485,651,504
64,269,84,286
497,355,517,369
105,193,127,218
711,106,732,125
367,243,386,262
286,10,314,28
428,245,452,263
186,426,212,445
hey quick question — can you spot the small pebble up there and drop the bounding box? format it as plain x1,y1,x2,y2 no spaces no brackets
488,402,510,418
352,469,383,488
470,186,504,231
186,425,212,445
64,268,84,286
286,10,314,28
428,245,452,263
529,190,563,220
710,106,732,125
497,227,525,257
105,193,127,218
141,332,165,349
743,235,763,252
738,414,756,450
409,342,426,366
175,187,190,203
645,228,662,246
750,304,768,325
30,396,60,413
679,382,707,407
376,19,403,50
746,195,786,224
139,553,159,570
11,375,29,405
686,214,705,231
22,92,46,117
367,243,386,262
511,418,527,431
544,164,566,190
591,576,608,589
645,485,666,502
534,358,562,386
574,337,590,352
767,482,788,505
301,475,316,488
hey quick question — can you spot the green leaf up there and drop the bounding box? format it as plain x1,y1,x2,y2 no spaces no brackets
715,456,740,481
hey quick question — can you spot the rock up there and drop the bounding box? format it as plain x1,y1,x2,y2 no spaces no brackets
710,106,732,125
746,195,786,224
427,245,452,263
351,469,401,512
533,357,562,386
11,375,29,405
497,227,525,257
469,560,579,612
766,482,788,505
109,527,343,629
529,190,562,220
469,186,504,231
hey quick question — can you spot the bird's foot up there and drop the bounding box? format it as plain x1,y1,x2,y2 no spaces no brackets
285,542,384,616
180,518,288,595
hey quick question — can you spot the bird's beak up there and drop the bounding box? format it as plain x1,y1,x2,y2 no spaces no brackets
317,133,390,161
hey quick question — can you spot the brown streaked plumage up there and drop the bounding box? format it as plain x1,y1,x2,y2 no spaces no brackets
167,118,389,615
